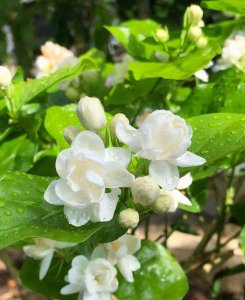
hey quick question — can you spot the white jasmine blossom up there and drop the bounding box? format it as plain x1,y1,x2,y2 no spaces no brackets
77,96,107,131
61,255,118,300
34,41,76,78
135,107,153,128
44,130,135,226
94,234,141,282
131,176,160,206
195,61,213,82
116,110,206,190
23,238,76,280
119,208,139,229
214,32,245,72
155,28,169,43
185,5,203,27
0,66,12,88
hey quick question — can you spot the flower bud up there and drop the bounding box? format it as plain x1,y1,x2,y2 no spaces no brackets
76,96,107,131
0,66,12,88
152,190,173,214
185,5,203,27
187,26,203,42
64,126,80,144
110,113,129,137
196,36,208,48
155,28,169,43
119,208,139,229
131,176,160,206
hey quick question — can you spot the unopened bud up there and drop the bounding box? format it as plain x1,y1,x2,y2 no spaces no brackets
0,66,12,88
119,208,139,229
64,126,80,144
76,96,107,131
152,190,173,214
131,176,160,206
110,113,129,137
155,28,169,43
188,26,202,42
185,5,203,27
196,36,208,48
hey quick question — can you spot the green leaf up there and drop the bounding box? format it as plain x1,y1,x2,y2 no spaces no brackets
105,20,164,60
129,41,220,80
44,104,83,150
0,135,37,172
180,70,245,118
20,257,75,300
0,171,103,249
10,59,94,114
116,240,188,300
240,226,245,263
187,113,245,163
202,0,245,15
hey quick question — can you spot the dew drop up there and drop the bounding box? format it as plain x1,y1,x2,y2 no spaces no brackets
4,210,12,216
16,208,24,215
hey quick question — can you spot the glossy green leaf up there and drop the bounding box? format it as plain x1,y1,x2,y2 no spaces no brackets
105,20,164,60
180,70,245,118
129,41,220,80
240,226,245,263
187,113,245,163
44,104,83,150
116,240,188,300
10,59,94,114
202,0,245,15
0,171,103,249
0,135,37,172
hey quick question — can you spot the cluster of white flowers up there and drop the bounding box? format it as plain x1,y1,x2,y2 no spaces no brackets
61,234,141,300
214,32,245,72
44,96,206,229
23,238,77,280
34,41,77,78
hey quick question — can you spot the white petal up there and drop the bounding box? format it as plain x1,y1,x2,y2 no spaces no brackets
64,206,91,227
91,189,120,222
91,245,107,260
195,69,209,82
118,255,140,282
105,147,131,167
71,131,105,162
118,234,141,255
44,180,63,205
171,190,192,206
56,148,73,178
39,251,54,280
55,179,90,207
116,121,141,152
177,173,193,190
104,162,135,188
149,160,179,191
72,255,89,267
175,151,206,167
61,283,82,295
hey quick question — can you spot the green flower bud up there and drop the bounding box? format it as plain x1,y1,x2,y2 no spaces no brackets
196,36,208,48
131,176,160,206
155,28,169,43
187,26,203,42
119,208,139,229
184,5,203,27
